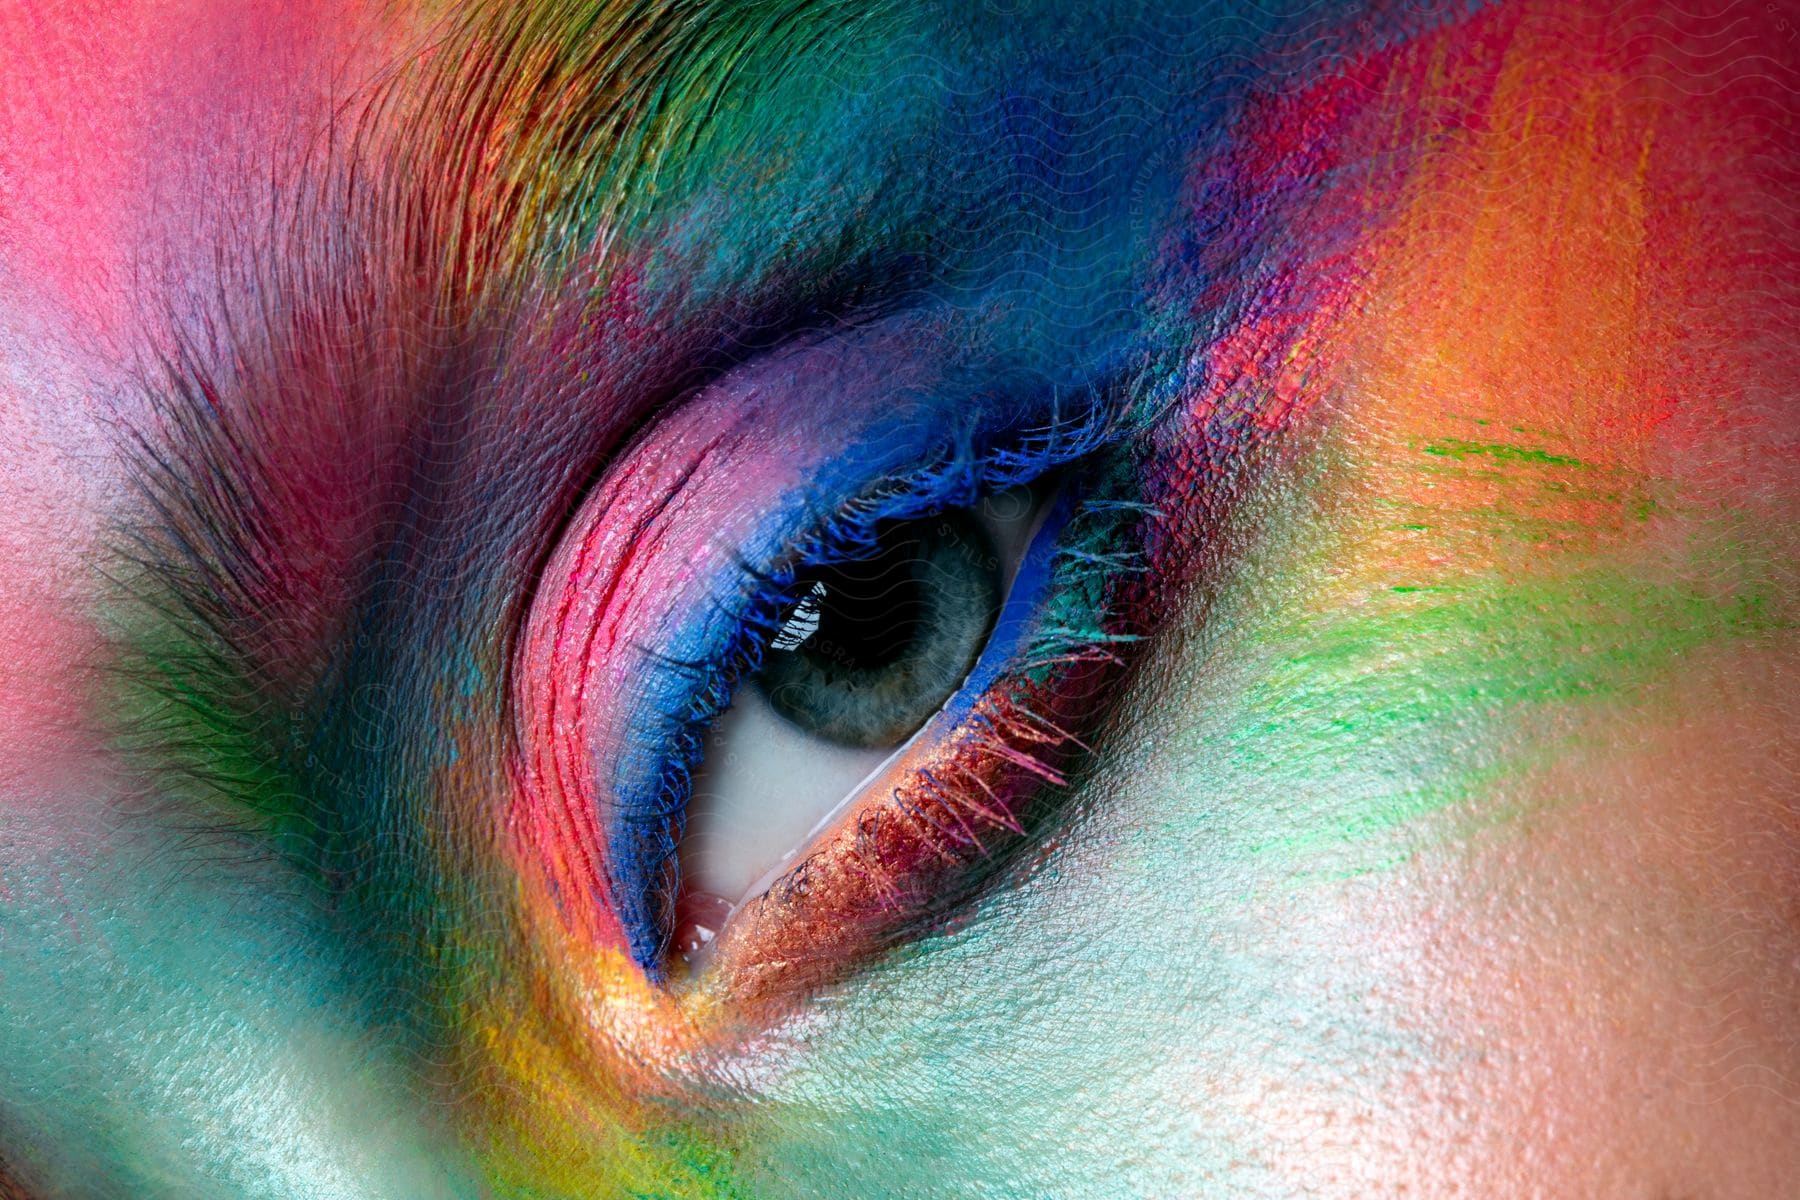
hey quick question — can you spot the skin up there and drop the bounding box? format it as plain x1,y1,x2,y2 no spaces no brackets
2,1,1797,1197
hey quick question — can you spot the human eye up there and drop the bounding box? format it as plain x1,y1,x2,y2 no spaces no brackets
509,324,1152,1007
677,480,1055,950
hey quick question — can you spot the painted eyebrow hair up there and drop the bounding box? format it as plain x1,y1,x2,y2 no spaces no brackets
0,1154,33,1200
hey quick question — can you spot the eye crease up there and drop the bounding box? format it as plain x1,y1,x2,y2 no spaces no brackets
676,483,1056,963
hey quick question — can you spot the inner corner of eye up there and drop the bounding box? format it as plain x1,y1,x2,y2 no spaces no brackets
668,481,1058,964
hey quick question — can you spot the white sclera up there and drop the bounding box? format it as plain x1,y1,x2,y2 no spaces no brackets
682,685,892,905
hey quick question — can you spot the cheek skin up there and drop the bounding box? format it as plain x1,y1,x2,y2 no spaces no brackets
1369,645,1800,1196
1104,486,1798,1199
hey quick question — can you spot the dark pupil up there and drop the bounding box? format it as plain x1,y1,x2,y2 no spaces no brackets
803,529,926,671
754,510,1000,748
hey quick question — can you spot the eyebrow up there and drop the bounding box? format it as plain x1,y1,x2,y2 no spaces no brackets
119,0,1248,846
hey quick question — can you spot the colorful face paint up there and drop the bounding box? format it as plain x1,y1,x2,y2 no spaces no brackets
1,0,1795,1196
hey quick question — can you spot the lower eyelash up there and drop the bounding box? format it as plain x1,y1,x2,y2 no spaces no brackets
616,419,1151,976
